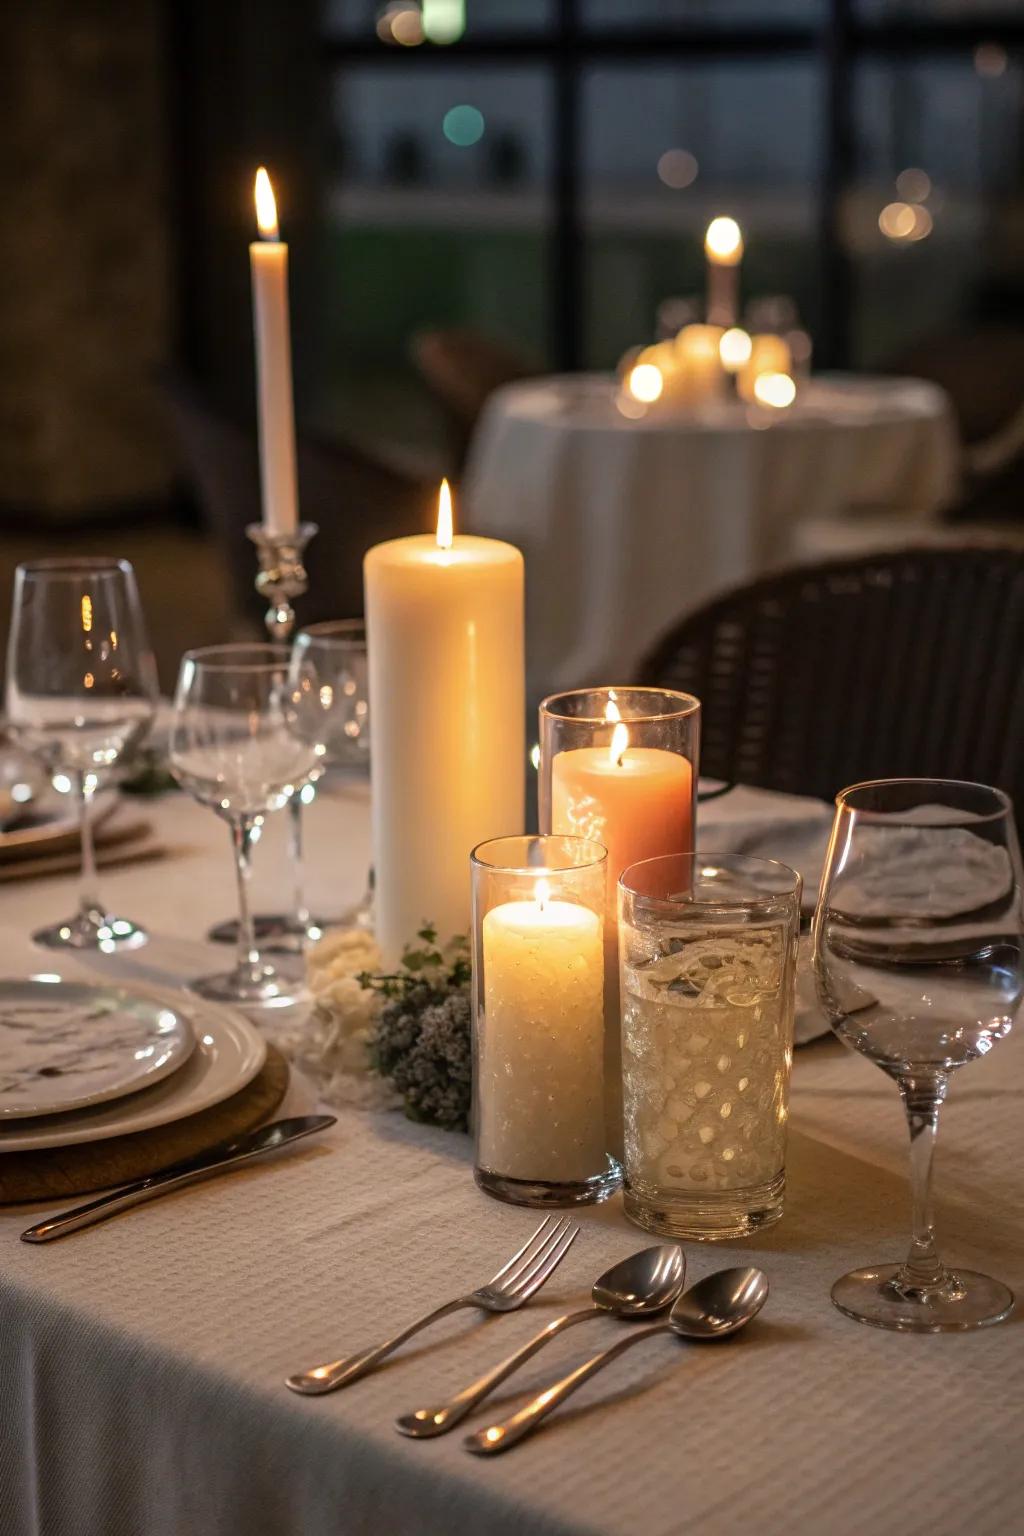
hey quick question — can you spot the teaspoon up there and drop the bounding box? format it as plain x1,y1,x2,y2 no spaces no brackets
464,1265,768,1455
397,1245,684,1439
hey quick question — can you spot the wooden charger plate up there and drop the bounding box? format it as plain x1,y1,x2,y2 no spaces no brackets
0,1044,289,1205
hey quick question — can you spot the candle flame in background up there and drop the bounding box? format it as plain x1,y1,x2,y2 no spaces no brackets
254,167,279,240
530,743,541,772
609,721,630,768
719,327,753,372
535,876,551,910
753,372,797,410
436,478,454,550
704,216,744,266
878,200,933,244
627,363,663,404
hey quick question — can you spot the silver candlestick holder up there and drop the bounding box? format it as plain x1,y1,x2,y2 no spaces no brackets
245,522,319,639
208,520,323,955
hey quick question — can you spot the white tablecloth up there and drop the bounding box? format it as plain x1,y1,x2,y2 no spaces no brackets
465,374,960,703
2,786,1022,1536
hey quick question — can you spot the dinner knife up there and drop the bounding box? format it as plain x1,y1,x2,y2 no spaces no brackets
19,1115,337,1243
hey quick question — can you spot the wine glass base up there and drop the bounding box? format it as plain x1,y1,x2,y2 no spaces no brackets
831,1264,1015,1332
32,914,148,953
206,912,334,953
188,967,306,1010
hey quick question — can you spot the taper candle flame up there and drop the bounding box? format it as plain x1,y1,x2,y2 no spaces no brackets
436,479,454,550
609,721,629,767
705,216,743,266
254,167,279,240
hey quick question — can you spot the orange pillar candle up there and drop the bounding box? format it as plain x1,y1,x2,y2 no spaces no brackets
540,689,700,1155
550,724,693,883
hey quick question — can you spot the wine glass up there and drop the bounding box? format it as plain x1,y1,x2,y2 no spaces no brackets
813,778,1024,1331
5,557,158,950
169,644,319,1006
290,619,372,927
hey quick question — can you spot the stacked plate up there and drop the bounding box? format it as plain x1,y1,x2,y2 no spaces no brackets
0,977,266,1154
0,787,162,883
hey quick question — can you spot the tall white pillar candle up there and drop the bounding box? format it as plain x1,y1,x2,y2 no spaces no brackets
364,482,525,961
249,167,299,537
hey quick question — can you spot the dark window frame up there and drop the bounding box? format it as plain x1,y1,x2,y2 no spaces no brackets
323,2,1024,369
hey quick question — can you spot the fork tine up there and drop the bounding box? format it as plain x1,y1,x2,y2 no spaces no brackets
495,1215,570,1293
512,1222,579,1301
487,1215,557,1286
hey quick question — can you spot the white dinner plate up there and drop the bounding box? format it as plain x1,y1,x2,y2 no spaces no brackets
0,978,195,1119
0,985,266,1152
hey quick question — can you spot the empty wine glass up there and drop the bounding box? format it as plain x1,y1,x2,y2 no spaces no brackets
290,619,372,927
169,644,319,1006
5,557,158,950
813,778,1023,1331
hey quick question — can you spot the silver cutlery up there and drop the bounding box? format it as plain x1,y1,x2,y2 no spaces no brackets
286,1213,580,1397
20,1116,337,1243
396,1244,684,1438
465,1265,769,1454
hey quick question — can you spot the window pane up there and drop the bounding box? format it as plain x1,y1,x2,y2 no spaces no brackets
323,65,551,451
581,62,822,366
847,53,1024,365
582,0,822,28
855,0,1022,18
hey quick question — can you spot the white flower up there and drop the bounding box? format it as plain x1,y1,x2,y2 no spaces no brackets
277,926,399,1112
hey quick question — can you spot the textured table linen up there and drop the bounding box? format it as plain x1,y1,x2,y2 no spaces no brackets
464,374,959,704
2,786,1023,1536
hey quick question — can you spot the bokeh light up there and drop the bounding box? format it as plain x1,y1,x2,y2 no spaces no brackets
423,0,465,44
719,327,753,371
443,105,485,147
657,149,698,189
753,372,797,409
895,167,931,203
974,41,1008,78
879,201,933,243
628,364,664,404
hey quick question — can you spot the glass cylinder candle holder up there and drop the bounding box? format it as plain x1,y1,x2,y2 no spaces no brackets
539,688,701,1154
471,834,621,1208
619,853,801,1240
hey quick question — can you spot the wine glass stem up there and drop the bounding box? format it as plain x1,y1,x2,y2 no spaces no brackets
289,790,310,929
899,1076,949,1291
231,815,262,982
76,771,102,924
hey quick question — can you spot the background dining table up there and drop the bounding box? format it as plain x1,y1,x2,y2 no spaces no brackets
464,374,960,705
2,781,1022,1536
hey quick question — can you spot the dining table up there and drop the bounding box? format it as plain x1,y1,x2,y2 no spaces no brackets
2,780,1022,1536
464,373,960,706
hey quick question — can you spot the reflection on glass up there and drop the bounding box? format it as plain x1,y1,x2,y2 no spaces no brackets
813,778,1023,1332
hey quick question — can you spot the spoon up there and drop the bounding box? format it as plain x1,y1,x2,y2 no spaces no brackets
396,1245,684,1439
464,1265,768,1455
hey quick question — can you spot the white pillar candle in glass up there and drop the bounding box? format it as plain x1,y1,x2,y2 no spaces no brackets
471,835,620,1207
249,168,299,537
365,482,525,962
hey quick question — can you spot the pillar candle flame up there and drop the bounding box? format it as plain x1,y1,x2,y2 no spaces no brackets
254,167,279,240
436,478,454,550
535,876,551,911
609,721,630,767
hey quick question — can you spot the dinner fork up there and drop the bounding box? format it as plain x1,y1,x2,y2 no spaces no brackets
285,1214,579,1396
